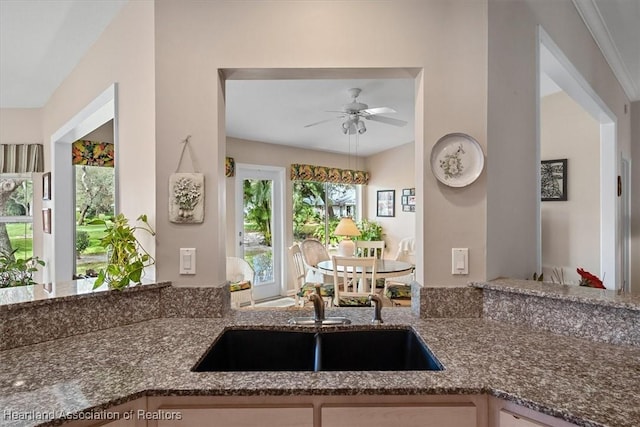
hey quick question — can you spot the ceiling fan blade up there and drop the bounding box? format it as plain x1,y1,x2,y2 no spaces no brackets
304,117,340,128
361,107,396,115
365,115,408,127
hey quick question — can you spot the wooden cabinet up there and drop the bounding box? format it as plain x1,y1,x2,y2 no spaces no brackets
63,394,578,427
146,394,485,427
499,410,547,427
321,404,477,427
62,398,147,427
488,397,578,427
155,407,313,427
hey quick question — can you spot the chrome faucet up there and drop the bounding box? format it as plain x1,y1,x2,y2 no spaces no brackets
369,294,383,324
309,285,325,322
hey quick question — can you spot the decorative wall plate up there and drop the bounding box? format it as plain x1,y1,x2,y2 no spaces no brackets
430,133,484,187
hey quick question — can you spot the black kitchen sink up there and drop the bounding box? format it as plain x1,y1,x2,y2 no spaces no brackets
193,329,316,371
192,328,443,372
318,329,442,371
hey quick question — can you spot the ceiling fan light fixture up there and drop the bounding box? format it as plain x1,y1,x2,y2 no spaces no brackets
356,120,366,134
341,121,350,134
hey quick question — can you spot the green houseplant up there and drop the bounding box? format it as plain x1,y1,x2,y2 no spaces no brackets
0,249,45,288
92,213,155,290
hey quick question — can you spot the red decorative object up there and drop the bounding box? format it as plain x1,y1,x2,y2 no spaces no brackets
576,268,605,289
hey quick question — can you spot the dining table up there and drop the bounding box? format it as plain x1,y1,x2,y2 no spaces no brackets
317,258,414,293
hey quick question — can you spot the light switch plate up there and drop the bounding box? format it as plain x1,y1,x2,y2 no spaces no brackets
452,248,468,275
180,248,196,275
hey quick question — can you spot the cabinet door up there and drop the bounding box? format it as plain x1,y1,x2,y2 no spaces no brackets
322,405,477,427
500,410,547,427
157,407,313,427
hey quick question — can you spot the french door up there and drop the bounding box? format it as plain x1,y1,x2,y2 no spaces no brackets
235,164,284,301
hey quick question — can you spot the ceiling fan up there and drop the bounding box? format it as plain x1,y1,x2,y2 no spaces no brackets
304,88,407,135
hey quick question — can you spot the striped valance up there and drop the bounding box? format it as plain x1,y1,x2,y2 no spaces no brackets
0,144,43,173
290,163,369,185
72,140,114,167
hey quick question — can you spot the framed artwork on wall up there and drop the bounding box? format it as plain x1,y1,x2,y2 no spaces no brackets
377,190,395,217
401,188,416,213
541,159,567,201
42,172,51,200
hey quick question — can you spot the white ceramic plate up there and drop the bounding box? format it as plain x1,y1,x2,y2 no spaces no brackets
430,133,484,187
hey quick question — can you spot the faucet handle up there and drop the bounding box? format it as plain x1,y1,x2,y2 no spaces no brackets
368,294,384,325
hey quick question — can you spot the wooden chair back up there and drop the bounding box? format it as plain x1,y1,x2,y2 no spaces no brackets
355,240,385,259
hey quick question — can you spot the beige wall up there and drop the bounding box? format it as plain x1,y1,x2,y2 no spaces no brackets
82,120,114,144
487,0,631,282
366,142,416,258
540,92,600,283
0,109,42,143
156,0,488,287
39,1,155,277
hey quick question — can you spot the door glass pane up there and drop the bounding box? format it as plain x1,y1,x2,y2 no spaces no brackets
75,165,115,277
243,179,273,285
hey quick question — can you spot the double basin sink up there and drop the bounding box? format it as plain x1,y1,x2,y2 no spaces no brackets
193,327,443,372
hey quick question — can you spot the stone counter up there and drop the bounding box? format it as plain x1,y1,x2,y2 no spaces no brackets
1,308,639,427
471,279,640,346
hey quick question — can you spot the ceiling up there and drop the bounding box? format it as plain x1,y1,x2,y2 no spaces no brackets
226,79,415,156
0,0,637,155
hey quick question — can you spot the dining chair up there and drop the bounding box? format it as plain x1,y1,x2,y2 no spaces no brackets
354,240,385,259
383,237,415,305
299,238,331,282
331,255,376,307
288,244,334,307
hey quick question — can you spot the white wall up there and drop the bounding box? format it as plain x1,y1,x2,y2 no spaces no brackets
540,92,600,283
155,0,488,287
365,142,416,258
486,0,631,282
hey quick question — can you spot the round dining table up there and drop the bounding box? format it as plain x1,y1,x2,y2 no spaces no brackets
317,259,414,293
317,259,414,279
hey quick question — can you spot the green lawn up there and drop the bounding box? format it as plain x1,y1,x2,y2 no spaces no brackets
6,222,109,274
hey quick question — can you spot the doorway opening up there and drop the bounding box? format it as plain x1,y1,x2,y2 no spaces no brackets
222,68,420,301
49,84,118,283
537,28,619,288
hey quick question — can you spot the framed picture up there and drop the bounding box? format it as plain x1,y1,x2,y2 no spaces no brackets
42,172,51,200
42,208,51,234
377,190,395,217
400,188,416,212
541,159,567,201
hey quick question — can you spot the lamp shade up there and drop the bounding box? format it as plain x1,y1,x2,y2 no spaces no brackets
334,217,361,237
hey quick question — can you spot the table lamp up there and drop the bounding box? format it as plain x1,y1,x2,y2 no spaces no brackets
334,217,361,256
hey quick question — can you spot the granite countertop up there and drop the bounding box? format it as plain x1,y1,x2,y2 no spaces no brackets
472,279,640,311
1,308,639,427
0,281,170,311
